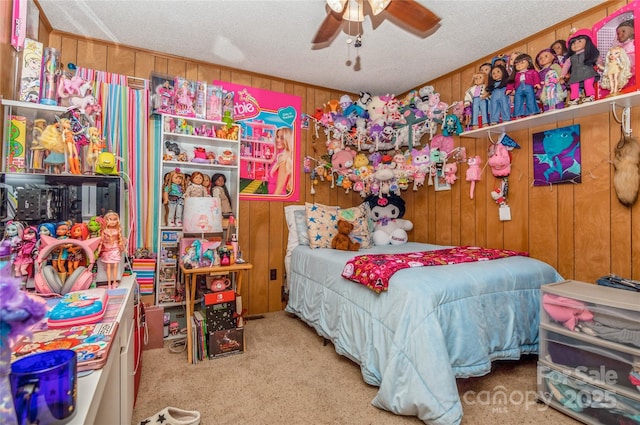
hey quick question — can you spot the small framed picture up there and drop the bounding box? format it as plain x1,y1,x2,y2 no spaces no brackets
434,170,451,191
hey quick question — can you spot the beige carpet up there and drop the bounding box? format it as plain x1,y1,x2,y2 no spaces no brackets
132,311,580,425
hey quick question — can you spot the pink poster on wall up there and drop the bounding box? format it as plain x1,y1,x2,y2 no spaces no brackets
214,81,301,202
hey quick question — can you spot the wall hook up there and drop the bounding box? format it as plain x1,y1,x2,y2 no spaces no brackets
611,103,632,136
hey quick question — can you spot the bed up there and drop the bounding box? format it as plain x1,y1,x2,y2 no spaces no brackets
284,205,562,425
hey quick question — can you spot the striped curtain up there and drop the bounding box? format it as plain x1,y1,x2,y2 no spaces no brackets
76,67,157,253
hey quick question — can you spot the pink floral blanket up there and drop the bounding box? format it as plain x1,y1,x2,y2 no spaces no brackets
341,246,529,293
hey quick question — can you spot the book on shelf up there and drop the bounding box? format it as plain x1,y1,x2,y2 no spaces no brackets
194,310,207,360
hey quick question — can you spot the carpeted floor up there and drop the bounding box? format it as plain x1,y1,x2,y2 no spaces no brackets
132,310,580,425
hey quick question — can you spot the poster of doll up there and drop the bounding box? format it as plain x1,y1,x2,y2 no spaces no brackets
532,125,581,185
214,81,301,202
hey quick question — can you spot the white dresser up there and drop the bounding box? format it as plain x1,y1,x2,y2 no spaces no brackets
68,275,138,425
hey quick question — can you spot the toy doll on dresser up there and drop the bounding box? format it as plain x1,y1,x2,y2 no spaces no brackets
183,171,210,198
507,53,541,118
100,211,125,289
463,73,489,129
485,64,511,125
561,28,600,105
536,48,566,110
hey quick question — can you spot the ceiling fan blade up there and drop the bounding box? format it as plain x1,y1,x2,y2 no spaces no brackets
385,0,440,33
313,11,344,44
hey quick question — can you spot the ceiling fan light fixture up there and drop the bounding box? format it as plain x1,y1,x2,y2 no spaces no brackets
327,0,347,13
367,0,391,15
343,0,364,22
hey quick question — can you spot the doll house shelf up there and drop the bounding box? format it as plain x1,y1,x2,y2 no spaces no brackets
460,90,640,139
154,113,241,311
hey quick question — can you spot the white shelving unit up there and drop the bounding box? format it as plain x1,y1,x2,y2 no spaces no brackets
460,91,640,139
154,113,241,308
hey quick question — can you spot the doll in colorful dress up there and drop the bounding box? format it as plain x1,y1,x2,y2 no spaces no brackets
13,226,38,284
100,211,125,288
163,168,186,226
463,73,488,129
561,28,600,105
536,48,566,111
67,222,89,274
485,64,511,125
507,53,541,118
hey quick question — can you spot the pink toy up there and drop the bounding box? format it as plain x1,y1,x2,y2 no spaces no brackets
444,163,457,185
466,155,483,199
487,144,511,177
331,148,357,175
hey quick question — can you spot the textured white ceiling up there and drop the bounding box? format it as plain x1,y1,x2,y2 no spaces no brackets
37,0,606,96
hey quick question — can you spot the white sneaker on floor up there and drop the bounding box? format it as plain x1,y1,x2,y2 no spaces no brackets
138,407,201,425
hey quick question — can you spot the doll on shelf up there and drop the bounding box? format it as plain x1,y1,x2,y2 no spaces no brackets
507,53,541,118
613,19,635,77
211,173,233,217
536,48,566,111
184,171,211,198
67,222,89,274
14,226,38,284
100,211,125,289
485,64,511,125
163,168,186,227
551,40,568,65
599,46,633,96
59,117,82,174
560,28,600,105
463,73,489,129
52,221,71,279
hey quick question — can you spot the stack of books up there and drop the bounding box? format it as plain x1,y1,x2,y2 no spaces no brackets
132,258,156,295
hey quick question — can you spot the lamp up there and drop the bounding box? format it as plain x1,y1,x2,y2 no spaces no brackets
182,197,223,237
327,0,347,13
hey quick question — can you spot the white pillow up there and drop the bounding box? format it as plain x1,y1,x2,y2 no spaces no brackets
284,205,306,283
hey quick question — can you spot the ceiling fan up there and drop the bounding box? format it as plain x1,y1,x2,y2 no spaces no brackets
312,0,440,44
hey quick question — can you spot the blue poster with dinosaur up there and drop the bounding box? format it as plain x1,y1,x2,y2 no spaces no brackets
533,125,581,185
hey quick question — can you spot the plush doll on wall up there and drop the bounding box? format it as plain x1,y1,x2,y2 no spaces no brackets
331,220,361,251
365,194,413,245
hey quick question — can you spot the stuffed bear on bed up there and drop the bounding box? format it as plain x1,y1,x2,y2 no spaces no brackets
365,194,413,245
331,220,361,251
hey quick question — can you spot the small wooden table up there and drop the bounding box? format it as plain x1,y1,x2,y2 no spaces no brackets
180,262,253,364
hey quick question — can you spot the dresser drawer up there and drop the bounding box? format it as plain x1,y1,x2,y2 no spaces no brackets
538,364,640,424
539,328,640,400
541,281,640,350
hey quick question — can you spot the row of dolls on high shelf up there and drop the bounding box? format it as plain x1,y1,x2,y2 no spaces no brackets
8,110,111,175
465,23,636,128
0,212,124,288
162,169,233,227
151,74,235,122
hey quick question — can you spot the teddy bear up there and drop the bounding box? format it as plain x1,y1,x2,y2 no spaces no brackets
365,194,413,245
331,220,361,251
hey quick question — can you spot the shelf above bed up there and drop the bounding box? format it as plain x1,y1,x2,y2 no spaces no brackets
460,90,640,139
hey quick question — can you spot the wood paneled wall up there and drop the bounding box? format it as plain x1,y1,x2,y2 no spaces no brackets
1,1,637,315
413,1,639,285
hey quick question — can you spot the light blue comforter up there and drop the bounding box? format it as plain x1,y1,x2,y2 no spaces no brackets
285,243,562,425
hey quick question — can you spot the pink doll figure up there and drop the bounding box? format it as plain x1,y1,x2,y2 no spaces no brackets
100,211,125,289
14,226,38,284
485,64,511,125
507,53,541,118
536,48,566,111
561,28,600,105
466,155,483,199
599,46,632,96
175,80,196,116
463,73,488,129
163,168,186,226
